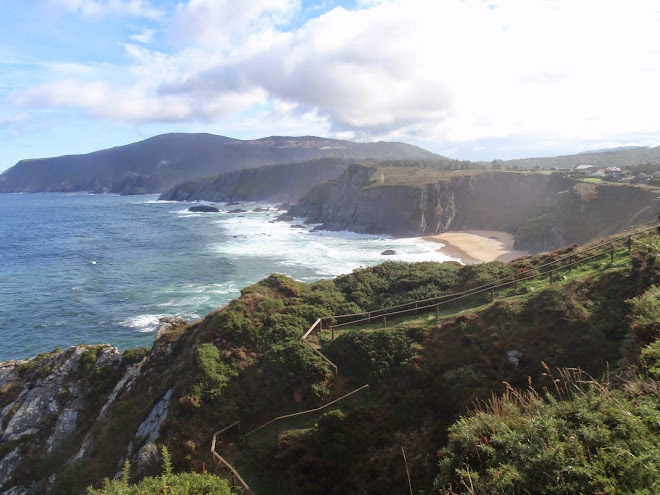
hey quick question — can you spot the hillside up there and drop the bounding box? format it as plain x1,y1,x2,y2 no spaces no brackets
158,158,352,204
2,230,660,493
288,164,660,252
0,134,439,194
500,145,660,169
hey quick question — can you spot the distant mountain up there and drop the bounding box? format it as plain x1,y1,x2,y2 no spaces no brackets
501,146,660,169
0,133,439,194
577,146,644,154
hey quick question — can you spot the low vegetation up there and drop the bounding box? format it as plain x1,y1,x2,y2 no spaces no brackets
5,231,660,494
87,447,232,495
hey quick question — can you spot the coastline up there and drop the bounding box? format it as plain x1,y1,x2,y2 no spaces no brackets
423,230,530,264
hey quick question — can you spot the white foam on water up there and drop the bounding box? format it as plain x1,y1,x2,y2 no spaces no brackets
119,314,169,333
209,206,459,278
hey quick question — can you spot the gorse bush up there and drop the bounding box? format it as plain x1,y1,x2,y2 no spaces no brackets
190,343,237,404
641,340,660,379
122,347,150,365
434,371,660,495
87,447,232,495
628,285,660,343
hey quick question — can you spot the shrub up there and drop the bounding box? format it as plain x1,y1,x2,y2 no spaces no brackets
79,348,99,376
326,328,420,383
215,305,259,346
122,347,150,365
261,340,330,390
87,447,232,495
434,377,660,494
189,344,238,404
641,340,660,379
628,285,660,343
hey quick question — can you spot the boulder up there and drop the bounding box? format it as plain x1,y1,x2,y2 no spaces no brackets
188,205,219,213
228,208,247,214
381,250,397,256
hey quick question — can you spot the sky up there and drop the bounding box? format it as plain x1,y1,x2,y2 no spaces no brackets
2,0,660,172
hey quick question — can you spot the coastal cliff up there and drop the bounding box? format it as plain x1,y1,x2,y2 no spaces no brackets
289,164,660,251
158,158,350,203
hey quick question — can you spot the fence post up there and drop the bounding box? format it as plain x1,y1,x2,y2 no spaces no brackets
550,270,554,284
569,255,573,271
383,315,387,328
368,312,371,324
628,235,632,253
490,288,494,301
436,304,440,320
415,302,418,315
331,326,334,340
514,274,518,290
610,246,614,264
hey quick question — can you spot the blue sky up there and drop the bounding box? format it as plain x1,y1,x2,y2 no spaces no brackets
2,0,660,172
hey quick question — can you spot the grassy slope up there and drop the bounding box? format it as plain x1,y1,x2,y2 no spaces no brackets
17,232,660,494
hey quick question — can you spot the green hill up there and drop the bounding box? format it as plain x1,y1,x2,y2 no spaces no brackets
0,134,439,194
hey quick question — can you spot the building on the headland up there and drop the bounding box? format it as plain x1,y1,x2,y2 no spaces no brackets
574,164,594,175
633,173,652,184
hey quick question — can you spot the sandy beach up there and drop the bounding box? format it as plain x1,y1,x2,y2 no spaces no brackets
423,230,530,264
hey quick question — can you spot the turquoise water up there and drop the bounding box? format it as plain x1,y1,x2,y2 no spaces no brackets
0,193,453,360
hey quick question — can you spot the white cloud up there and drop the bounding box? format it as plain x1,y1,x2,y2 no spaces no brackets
52,0,162,18
129,28,156,44
14,0,660,151
50,0,164,19
171,0,300,46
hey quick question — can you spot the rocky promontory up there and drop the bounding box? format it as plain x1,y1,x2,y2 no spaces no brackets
288,164,660,252
158,158,351,204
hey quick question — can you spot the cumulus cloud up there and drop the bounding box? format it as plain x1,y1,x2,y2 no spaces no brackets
171,0,300,46
15,0,660,149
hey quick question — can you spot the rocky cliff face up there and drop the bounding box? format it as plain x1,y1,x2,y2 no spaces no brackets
158,159,350,203
289,165,659,251
0,317,187,494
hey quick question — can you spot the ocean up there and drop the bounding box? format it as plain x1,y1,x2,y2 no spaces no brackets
0,193,454,361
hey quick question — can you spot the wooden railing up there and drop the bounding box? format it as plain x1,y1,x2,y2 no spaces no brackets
301,224,659,341
243,384,369,446
211,421,254,494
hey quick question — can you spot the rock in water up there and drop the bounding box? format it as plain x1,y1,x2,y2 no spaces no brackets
381,250,397,255
188,205,219,213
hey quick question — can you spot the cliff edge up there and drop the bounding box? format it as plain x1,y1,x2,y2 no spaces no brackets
288,164,660,252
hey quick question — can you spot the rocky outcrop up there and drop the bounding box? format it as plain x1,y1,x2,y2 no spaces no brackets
0,318,187,494
289,165,659,252
188,205,220,213
159,159,352,204
109,172,160,196
0,346,124,492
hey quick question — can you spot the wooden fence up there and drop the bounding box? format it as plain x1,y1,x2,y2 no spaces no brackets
301,224,660,342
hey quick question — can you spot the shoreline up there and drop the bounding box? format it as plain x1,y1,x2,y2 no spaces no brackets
423,230,530,264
